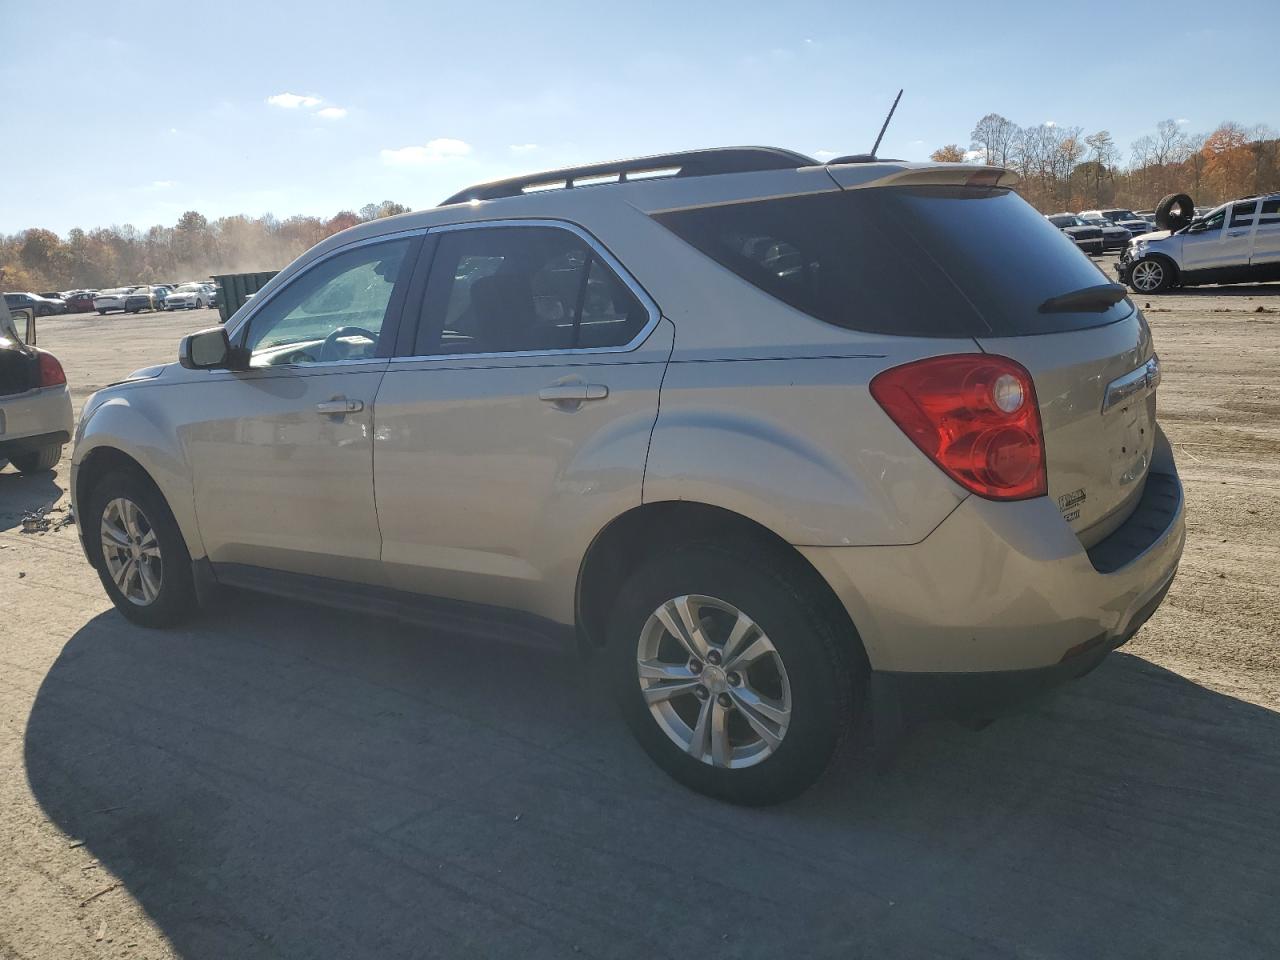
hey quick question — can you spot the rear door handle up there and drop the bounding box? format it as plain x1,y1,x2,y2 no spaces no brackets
538,384,608,402
315,398,363,415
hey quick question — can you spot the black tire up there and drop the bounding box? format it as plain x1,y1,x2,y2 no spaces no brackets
1127,256,1175,294
608,543,856,805
11,444,61,474
1155,193,1195,231
85,468,196,627
97,309,107,315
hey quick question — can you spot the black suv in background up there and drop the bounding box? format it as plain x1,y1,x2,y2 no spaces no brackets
1045,214,1104,255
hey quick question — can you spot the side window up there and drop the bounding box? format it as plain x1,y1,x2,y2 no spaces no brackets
1198,209,1225,232
1230,201,1258,228
414,225,649,356
1261,198,1280,225
243,238,411,367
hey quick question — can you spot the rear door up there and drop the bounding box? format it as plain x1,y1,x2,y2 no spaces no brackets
371,220,670,622
1251,197,1280,269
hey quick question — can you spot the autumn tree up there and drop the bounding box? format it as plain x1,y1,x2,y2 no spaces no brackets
929,144,967,163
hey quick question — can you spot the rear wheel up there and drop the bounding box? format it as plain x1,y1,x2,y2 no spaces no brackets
97,309,107,315
1129,257,1174,293
12,444,62,474
86,469,196,626
609,544,855,805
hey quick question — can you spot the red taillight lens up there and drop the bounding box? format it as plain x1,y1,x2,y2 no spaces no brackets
869,354,1046,500
37,350,66,387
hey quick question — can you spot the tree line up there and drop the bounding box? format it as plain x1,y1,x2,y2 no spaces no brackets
0,201,409,294
931,115,1280,213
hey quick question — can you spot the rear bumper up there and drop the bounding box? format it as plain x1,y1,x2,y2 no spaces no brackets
801,425,1184,679
0,384,74,453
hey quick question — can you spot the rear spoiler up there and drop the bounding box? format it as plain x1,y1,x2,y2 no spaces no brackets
827,161,1020,191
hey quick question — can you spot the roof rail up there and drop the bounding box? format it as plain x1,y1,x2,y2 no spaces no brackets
439,146,817,206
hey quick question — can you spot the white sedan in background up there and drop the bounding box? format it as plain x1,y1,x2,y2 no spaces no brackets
93,288,134,315
164,283,215,310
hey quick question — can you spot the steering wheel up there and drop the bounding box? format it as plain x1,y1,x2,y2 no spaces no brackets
320,326,379,362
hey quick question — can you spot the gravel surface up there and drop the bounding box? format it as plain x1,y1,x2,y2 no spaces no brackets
2,288,1278,959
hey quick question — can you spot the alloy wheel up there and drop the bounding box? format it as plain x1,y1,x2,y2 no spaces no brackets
1131,259,1164,292
636,594,792,769
100,497,162,605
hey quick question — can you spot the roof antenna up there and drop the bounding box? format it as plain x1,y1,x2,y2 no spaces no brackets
870,89,903,159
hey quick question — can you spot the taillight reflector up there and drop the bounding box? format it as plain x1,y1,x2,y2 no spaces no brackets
37,351,67,387
870,354,1047,500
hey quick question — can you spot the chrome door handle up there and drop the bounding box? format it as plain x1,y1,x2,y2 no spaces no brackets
315,398,363,414
538,384,608,402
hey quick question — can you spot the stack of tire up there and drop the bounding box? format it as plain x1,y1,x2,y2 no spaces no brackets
1154,193,1195,231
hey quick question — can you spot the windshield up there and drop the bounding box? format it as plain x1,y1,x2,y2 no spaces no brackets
654,186,1130,337
1048,216,1078,227
176,283,203,292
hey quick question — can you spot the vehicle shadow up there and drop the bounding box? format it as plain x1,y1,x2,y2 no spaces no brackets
24,596,1280,959
0,464,65,532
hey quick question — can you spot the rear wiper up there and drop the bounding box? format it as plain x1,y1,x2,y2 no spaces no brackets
1038,283,1129,314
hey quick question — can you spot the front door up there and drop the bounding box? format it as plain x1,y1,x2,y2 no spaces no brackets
181,235,419,584
1180,202,1255,273
372,221,670,623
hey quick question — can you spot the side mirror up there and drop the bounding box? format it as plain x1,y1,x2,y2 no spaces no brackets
179,326,245,370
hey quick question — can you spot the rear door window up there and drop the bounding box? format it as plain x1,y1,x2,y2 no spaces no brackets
413,225,649,355
653,186,1130,337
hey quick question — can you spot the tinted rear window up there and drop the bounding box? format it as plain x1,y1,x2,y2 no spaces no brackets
653,187,1130,337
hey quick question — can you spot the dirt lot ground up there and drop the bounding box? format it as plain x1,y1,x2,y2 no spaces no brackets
3,279,1279,959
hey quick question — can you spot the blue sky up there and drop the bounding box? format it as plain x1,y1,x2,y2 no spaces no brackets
3,0,1277,234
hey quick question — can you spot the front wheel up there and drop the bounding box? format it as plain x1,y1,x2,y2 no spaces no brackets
86,469,196,626
1128,257,1174,293
11,444,61,473
609,544,855,805
98,309,107,315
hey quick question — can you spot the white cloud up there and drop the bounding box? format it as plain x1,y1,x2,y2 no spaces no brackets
1176,117,1190,125
1044,120,1057,128
963,149,985,162
152,180,174,189
380,138,473,166
168,127,178,134
267,92,321,109
316,107,347,120
509,143,539,154
813,149,836,159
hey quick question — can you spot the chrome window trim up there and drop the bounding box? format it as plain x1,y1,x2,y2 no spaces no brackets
223,228,429,354
389,217,661,363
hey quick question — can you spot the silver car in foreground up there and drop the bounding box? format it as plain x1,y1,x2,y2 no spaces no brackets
70,147,1184,804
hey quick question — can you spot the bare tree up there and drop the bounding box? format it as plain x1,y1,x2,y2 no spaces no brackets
970,113,1020,167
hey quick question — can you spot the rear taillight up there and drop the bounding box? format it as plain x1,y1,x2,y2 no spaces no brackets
870,354,1046,501
37,350,66,387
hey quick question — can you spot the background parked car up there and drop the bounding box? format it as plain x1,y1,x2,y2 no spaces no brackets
124,286,161,313
93,288,134,314
38,292,71,312
0,297,73,474
1045,214,1104,255
63,291,97,312
163,282,215,310
1081,208,1154,238
1075,213,1133,251
4,291,66,316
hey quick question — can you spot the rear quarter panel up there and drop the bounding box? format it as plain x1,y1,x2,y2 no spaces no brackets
645,346,975,546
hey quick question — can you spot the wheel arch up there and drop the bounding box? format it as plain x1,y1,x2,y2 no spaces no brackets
74,427,204,565
575,499,869,672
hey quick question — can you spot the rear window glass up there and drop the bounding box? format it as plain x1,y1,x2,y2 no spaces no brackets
653,187,1129,337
